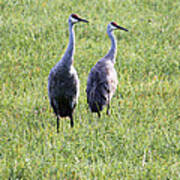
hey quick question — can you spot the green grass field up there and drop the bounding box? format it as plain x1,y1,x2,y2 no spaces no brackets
0,0,180,179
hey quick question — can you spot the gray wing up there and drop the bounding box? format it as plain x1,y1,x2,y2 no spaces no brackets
86,62,111,112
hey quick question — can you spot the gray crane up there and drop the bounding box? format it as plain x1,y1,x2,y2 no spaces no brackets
86,22,128,117
48,14,88,132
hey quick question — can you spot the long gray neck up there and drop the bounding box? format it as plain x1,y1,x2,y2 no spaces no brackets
61,22,75,67
104,30,117,64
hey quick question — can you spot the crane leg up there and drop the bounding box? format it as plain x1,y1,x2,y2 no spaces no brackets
57,116,60,133
106,103,110,115
70,114,74,128
97,111,101,118
106,95,110,115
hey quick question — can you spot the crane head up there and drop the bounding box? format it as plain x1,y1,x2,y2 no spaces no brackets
108,22,128,32
69,14,89,24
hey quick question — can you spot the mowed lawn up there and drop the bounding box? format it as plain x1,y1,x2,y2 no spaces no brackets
0,0,180,179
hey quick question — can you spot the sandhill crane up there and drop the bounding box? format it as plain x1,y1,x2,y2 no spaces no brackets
86,22,128,117
48,14,88,133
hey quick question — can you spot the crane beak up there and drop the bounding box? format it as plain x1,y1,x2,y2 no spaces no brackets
116,25,128,32
78,18,89,23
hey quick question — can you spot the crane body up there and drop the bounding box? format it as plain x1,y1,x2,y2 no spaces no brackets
48,14,88,132
86,22,128,117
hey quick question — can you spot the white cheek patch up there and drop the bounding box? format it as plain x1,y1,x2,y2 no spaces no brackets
70,17,78,23
110,24,117,30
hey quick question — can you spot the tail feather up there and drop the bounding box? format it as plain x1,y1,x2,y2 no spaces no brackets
87,87,108,113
